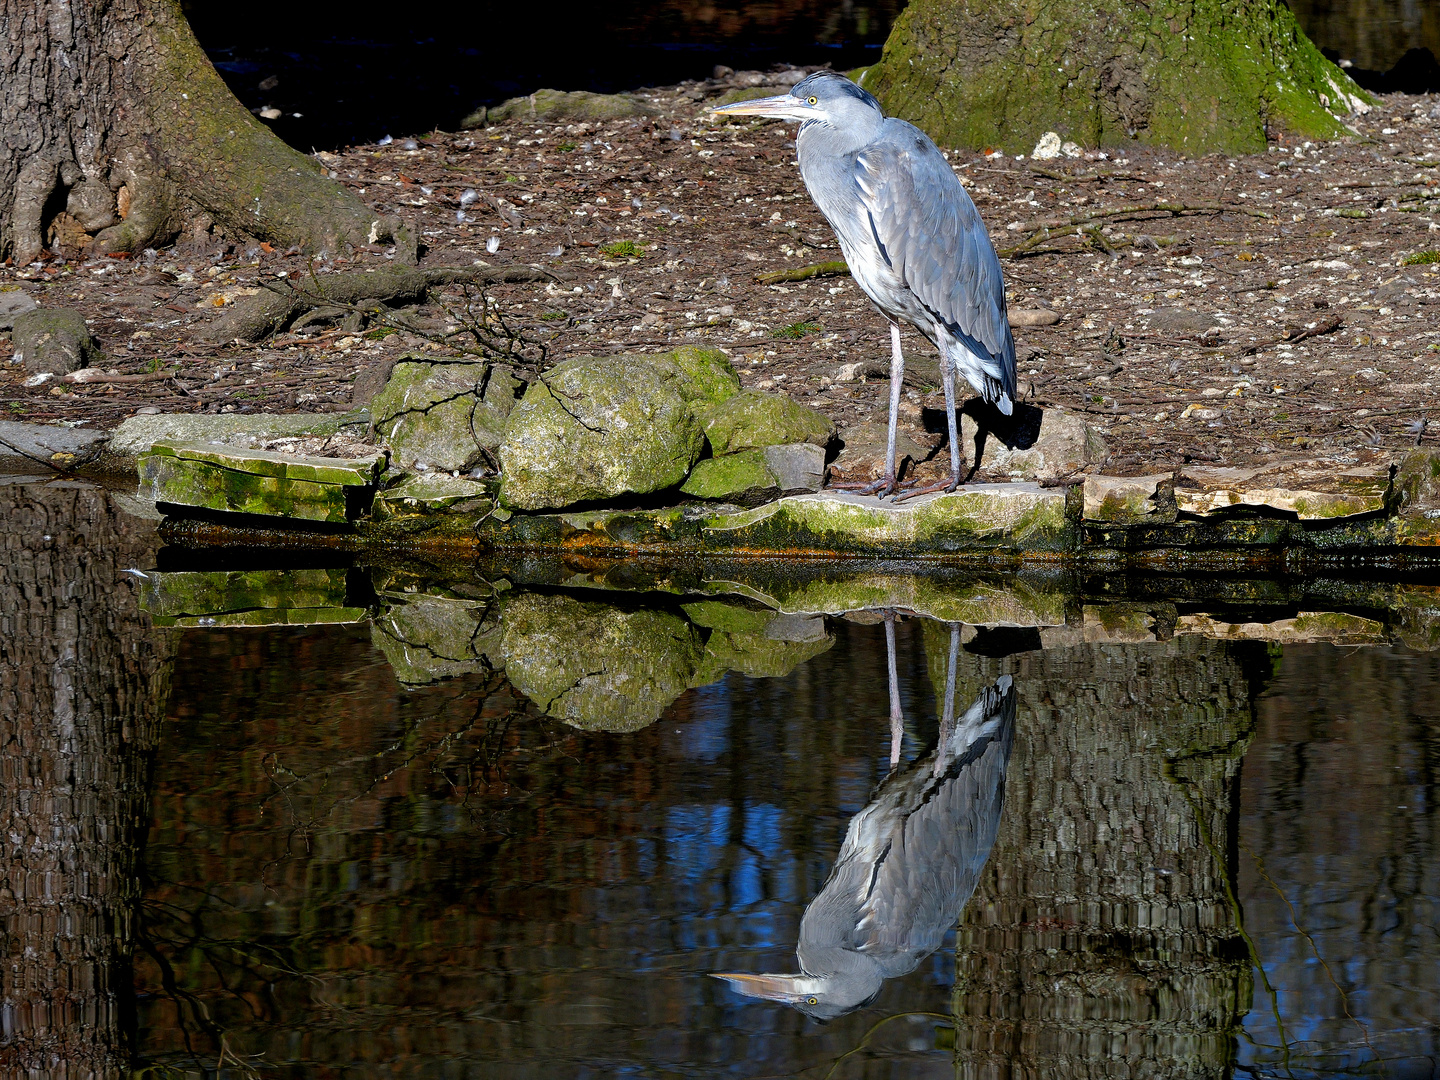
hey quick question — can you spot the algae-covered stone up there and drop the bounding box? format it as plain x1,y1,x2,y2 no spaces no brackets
698,389,835,455
138,442,382,523
472,89,658,128
373,592,498,684
501,592,703,731
668,344,743,407
12,308,103,375
681,450,780,506
499,351,726,511
370,358,520,473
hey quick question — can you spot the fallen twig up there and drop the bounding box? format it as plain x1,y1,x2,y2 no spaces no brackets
755,260,850,285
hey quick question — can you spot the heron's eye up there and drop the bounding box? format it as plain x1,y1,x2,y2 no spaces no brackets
806,96,818,106
808,996,818,1005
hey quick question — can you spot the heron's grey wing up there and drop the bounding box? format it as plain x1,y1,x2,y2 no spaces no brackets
852,678,1016,974
855,124,1017,401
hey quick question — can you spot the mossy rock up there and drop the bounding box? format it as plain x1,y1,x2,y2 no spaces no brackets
370,358,520,473
372,473,493,519
698,389,835,456
498,348,738,511
680,450,780,506
12,308,103,375
500,592,703,731
470,89,658,128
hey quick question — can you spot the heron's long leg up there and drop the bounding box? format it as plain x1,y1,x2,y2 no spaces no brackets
934,622,961,777
885,610,903,769
833,323,905,497
895,353,963,503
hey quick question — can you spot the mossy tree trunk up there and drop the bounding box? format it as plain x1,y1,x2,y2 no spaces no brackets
0,0,402,266
860,0,1374,156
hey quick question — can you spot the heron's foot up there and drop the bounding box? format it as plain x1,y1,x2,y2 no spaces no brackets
830,474,899,498
892,476,962,503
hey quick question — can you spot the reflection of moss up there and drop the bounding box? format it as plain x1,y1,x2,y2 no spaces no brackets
691,628,833,685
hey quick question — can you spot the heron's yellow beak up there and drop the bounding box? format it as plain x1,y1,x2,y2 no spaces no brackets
709,94,814,122
711,972,811,1003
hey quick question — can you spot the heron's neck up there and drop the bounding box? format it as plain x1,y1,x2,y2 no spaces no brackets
796,112,883,164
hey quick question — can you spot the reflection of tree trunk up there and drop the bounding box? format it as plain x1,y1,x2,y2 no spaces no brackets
0,483,170,1076
936,634,1271,1080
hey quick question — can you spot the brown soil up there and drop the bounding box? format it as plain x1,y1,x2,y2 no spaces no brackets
4,73,1440,479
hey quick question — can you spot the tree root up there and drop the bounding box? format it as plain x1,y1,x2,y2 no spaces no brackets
997,201,1273,259
755,260,851,285
202,264,556,343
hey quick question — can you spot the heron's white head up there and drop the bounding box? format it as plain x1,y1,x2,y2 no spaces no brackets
709,71,884,132
711,969,882,1021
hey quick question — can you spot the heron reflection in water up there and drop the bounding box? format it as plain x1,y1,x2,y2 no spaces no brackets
715,617,1016,1019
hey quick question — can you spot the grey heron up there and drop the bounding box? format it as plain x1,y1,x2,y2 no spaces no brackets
714,620,1016,1020
712,73,1017,499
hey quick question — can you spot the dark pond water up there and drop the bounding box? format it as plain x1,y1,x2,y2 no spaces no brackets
5,476,1440,1078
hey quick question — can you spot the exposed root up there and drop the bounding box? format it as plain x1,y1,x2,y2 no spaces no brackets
202,264,556,344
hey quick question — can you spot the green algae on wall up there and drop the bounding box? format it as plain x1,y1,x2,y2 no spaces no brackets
861,0,1371,155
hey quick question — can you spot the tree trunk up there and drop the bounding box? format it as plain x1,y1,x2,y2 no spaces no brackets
0,0,402,266
0,482,173,1077
859,0,1374,156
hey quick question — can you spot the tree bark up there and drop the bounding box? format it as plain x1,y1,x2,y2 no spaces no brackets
859,0,1374,156
0,482,173,1077
0,0,402,267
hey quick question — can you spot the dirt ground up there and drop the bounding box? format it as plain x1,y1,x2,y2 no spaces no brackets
4,70,1440,479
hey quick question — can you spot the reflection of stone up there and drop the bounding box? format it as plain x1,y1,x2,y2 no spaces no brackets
682,601,833,685
949,635,1267,1080
501,593,703,731
141,568,361,627
372,591,499,685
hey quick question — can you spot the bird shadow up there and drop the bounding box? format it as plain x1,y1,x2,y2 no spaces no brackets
921,399,1044,481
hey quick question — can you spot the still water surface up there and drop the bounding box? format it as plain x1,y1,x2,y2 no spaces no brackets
4,479,1439,1077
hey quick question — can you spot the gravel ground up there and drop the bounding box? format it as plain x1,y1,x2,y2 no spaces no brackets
4,71,1440,478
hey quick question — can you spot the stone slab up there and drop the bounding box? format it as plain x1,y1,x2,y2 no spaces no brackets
139,453,360,523
149,440,384,486
703,485,1072,555
1175,611,1388,645
1082,473,1176,524
109,410,370,458
0,419,110,468
1174,456,1393,520
375,473,493,513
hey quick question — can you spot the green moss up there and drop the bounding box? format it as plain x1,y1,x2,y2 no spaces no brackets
599,240,645,258
697,389,835,455
1402,250,1440,266
773,320,822,340
680,451,779,504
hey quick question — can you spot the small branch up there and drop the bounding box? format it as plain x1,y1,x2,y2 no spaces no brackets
755,260,850,285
